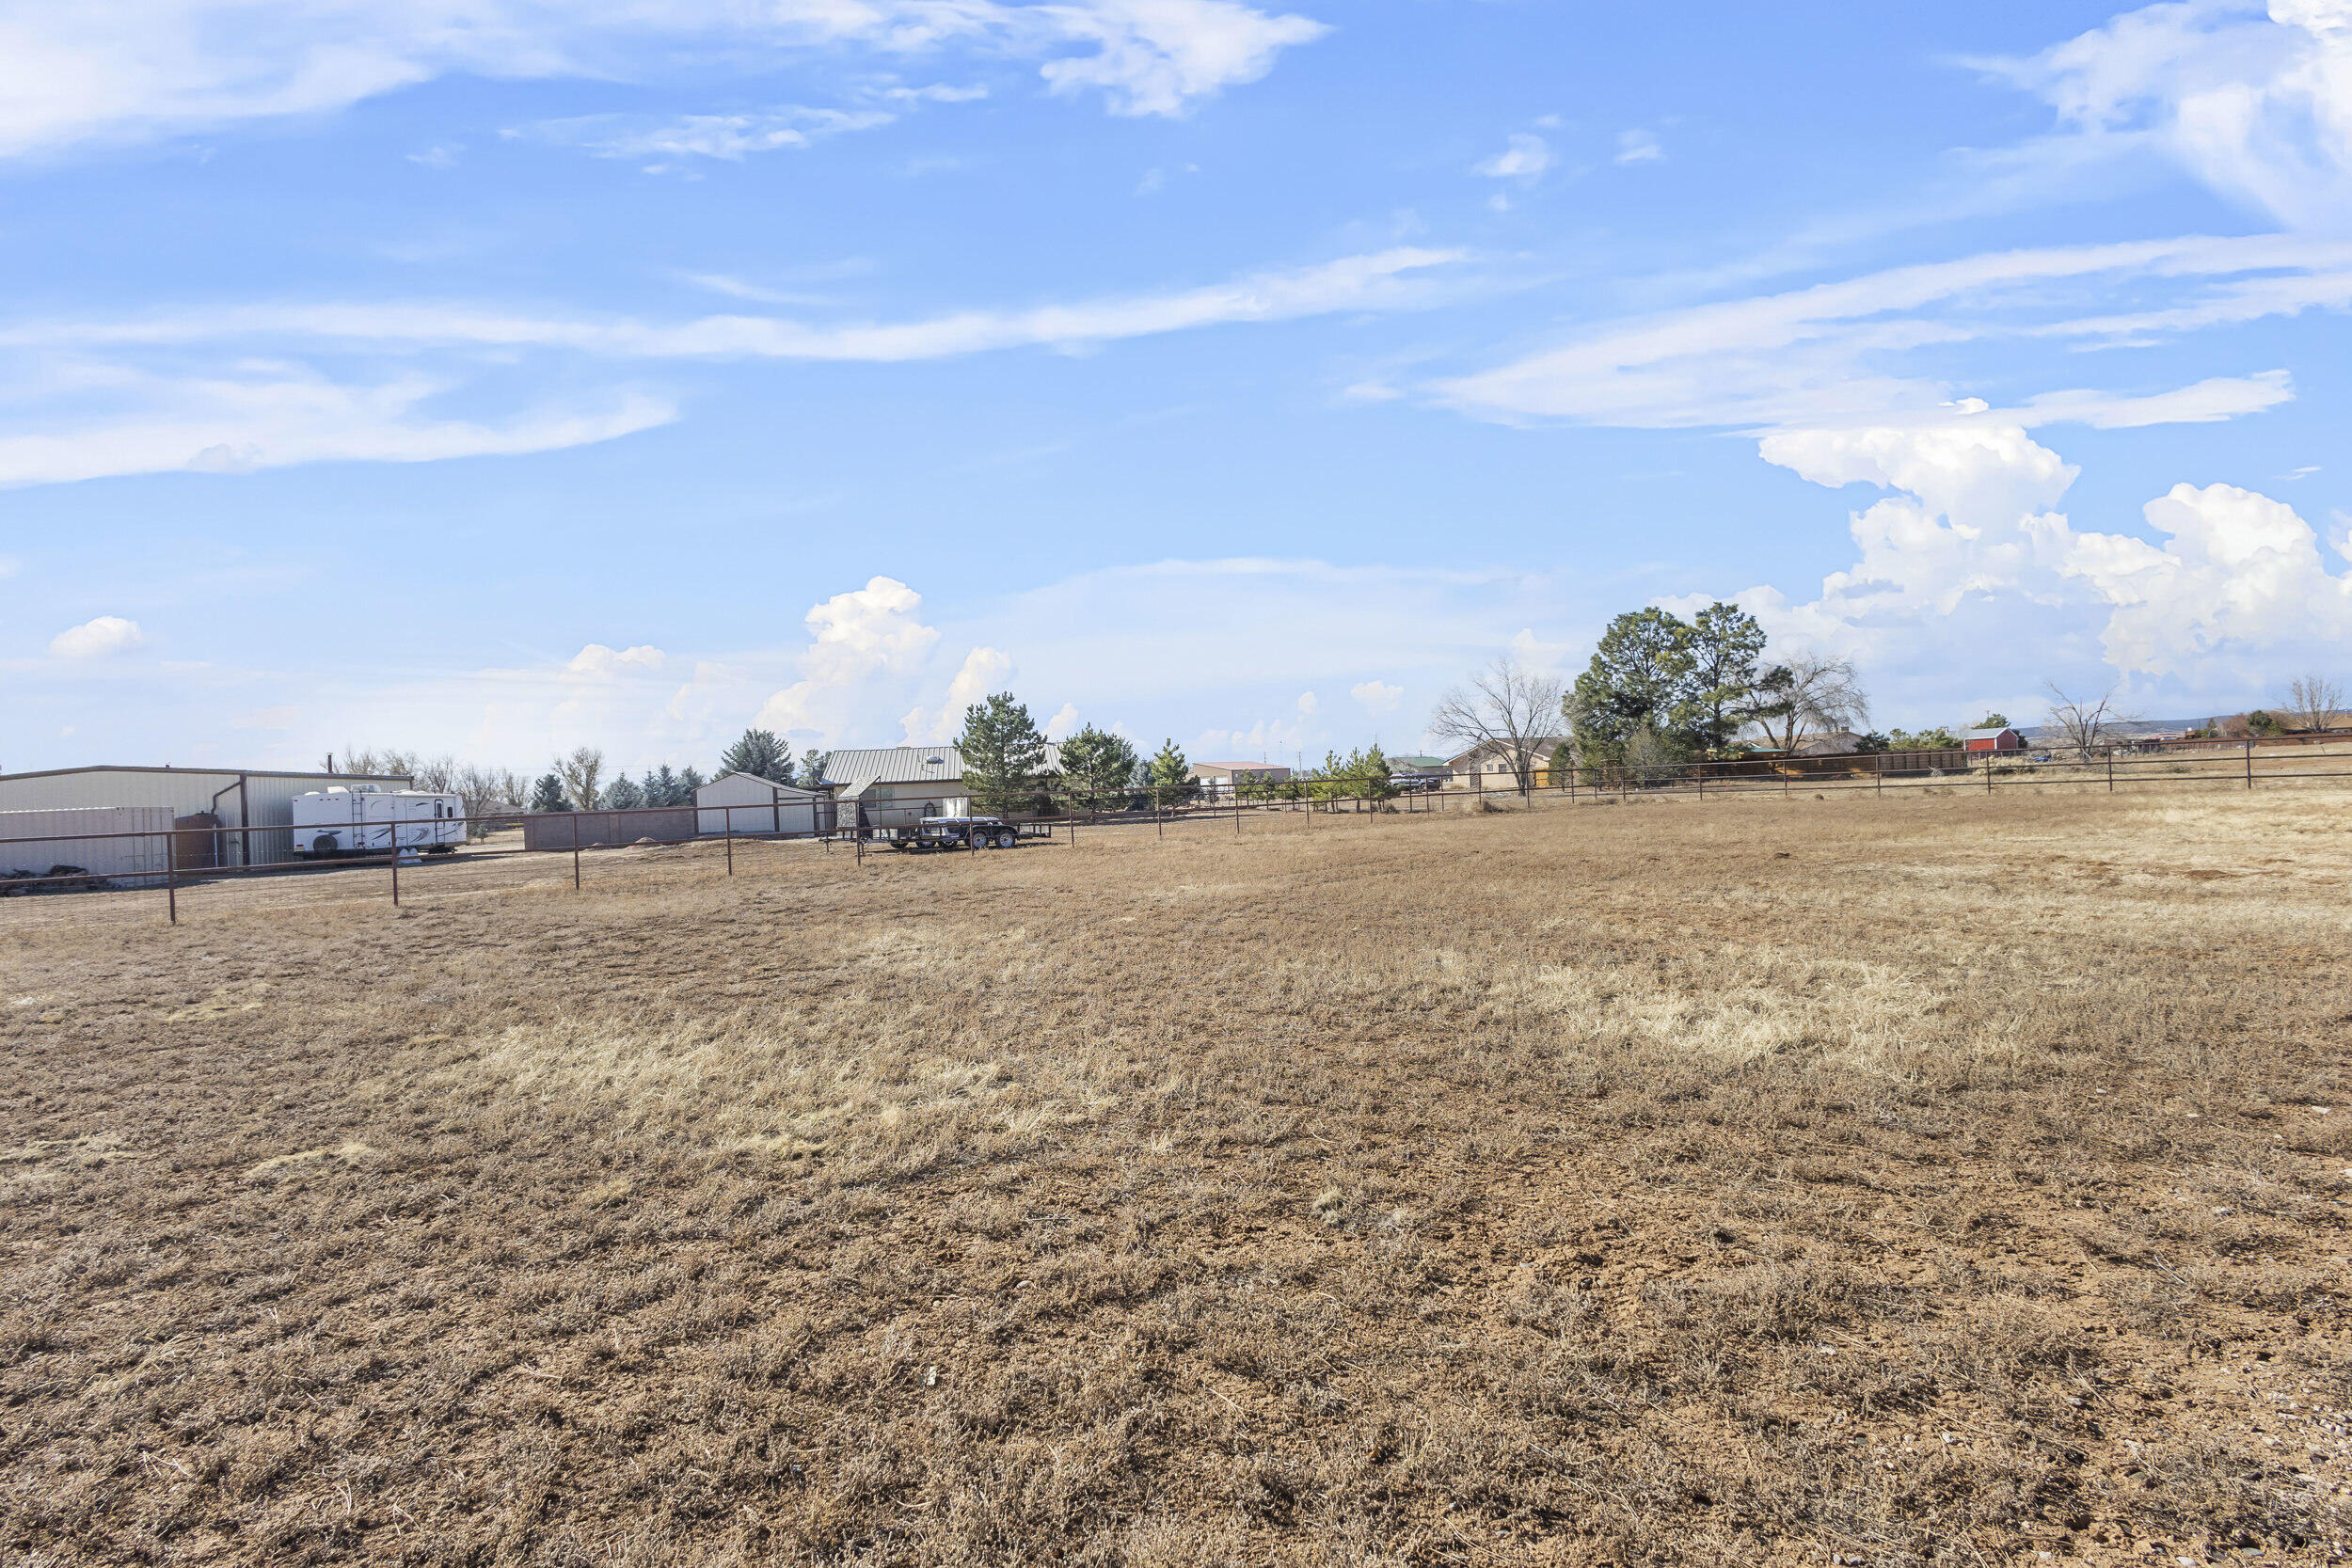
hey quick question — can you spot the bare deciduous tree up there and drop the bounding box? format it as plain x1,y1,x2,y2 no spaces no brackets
1429,658,1566,798
2287,673,2344,735
2044,682,2131,761
555,747,607,812
451,765,526,839
1750,654,1869,752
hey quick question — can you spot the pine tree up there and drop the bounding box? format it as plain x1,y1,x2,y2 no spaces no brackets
530,773,570,814
1146,739,1190,806
719,728,793,784
605,773,644,810
799,749,830,787
1055,724,1138,812
679,766,707,797
955,692,1049,817
644,765,681,807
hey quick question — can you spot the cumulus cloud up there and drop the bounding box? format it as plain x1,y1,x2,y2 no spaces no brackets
48,614,143,658
758,576,943,734
1725,418,2352,699
1295,689,1317,715
2066,481,2352,676
1043,701,1080,738
0,0,1327,159
1350,678,1403,715
1474,132,1550,182
566,643,666,676
1196,717,1302,758
900,646,1014,742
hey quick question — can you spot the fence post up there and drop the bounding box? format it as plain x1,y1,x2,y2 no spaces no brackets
573,818,581,891
390,830,400,908
1874,757,1883,799
2107,752,2114,793
167,852,177,926
2247,738,2254,790
725,805,735,875
1985,754,1994,796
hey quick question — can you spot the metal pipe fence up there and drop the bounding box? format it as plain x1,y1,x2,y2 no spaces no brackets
3,736,2346,925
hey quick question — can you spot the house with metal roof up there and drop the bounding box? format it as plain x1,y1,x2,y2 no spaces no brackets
824,744,1062,830
1960,725,2024,753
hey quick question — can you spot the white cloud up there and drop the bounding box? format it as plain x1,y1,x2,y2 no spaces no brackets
0,366,672,488
517,106,897,166
566,643,666,676
1473,132,1550,182
1350,678,1403,715
1979,0,2352,231
0,0,1327,160
1295,689,1317,715
16,247,1468,364
0,248,1463,490
1614,128,1662,165
900,646,1014,742
49,615,143,658
2066,481,2352,676
1725,418,2352,700
1044,701,1080,738
758,576,943,735
1196,717,1303,758
1038,0,1329,117
1438,232,2347,430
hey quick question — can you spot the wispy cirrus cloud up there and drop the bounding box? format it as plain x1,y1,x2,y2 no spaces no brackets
0,247,1463,487
0,0,1326,160
1438,233,2347,430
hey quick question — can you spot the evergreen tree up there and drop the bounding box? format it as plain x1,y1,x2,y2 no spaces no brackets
1146,739,1191,806
530,773,570,814
1970,712,2011,730
679,766,707,797
1055,724,1139,811
719,728,794,784
1565,608,1701,764
956,692,1050,816
644,764,682,807
605,773,645,810
799,748,830,787
1684,602,1771,752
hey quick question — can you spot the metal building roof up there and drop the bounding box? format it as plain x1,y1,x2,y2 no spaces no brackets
0,764,408,784
821,744,1063,797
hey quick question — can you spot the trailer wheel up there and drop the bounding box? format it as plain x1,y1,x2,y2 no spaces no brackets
311,834,340,857
996,830,1018,849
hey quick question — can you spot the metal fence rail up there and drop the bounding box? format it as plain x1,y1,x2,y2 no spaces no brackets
2,736,2345,926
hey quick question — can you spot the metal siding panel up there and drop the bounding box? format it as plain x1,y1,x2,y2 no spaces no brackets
0,807,172,879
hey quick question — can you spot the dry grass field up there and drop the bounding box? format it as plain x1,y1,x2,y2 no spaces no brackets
5,787,2352,1565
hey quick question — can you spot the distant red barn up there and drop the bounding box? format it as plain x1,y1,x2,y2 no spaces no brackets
1962,726,2023,753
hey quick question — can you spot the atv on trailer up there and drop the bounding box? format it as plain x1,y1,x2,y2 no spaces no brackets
897,816,1024,852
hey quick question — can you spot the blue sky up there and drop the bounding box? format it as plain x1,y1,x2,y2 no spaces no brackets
5,0,2350,775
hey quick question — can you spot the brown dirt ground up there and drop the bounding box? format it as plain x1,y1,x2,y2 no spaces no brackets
4,786,2351,1566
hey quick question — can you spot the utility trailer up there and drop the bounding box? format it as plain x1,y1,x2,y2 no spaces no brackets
291,786,467,859
891,816,1047,852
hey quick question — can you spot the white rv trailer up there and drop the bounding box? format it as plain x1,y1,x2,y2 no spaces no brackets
290,786,467,858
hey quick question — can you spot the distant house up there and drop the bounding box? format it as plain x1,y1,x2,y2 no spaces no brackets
1961,726,2024,754
1387,754,1450,781
1446,737,1569,788
825,744,1063,830
1189,762,1291,796
693,771,836,837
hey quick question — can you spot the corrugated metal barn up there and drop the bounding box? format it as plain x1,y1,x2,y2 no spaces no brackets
0,766,411,868
0,807,173,880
